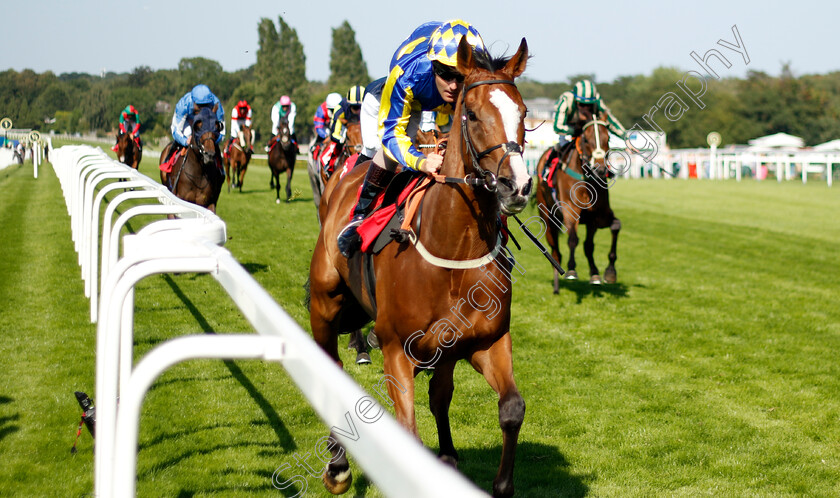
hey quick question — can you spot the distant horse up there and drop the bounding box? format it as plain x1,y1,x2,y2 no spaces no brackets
535,105,621,291
268,118,296,203
117,118,142,169
224,125,252,192
309,38,530,497
159,105,224,213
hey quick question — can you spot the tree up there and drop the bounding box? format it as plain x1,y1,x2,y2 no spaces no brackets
128,66,152,88
255,16,309,139
327,21,370,92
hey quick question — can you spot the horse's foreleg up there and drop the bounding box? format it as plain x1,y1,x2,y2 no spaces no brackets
274,172,282,204
348,329,370,364
543,213,562,294
565,224,579,280
286,167,294,202
224,160,231,192
469,333,524,498
429,360,458,465
239,164,246,192
381,341,418,436
605,217,620,284
583,224,601,284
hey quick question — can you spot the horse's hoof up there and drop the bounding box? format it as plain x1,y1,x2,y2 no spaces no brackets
356,352,371,364
564,270,578,280
604,268,617,284
275,198,280,204
367,330,380,349
322,468,352,495
439,455,458,468
590,274,602,285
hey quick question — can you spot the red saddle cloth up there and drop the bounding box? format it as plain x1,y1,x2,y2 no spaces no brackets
356,176,424,253
545,156,560,188
159,147,184,173
338,153,359,181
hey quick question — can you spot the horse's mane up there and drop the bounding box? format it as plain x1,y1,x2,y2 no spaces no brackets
472,46,531,73
472,48,511,72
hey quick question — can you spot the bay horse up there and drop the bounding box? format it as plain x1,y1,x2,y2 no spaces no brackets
535,105,621,292
224,125,252,192
309,37,531,497
159,105,224,213
116,118,142,170
268,117,296,203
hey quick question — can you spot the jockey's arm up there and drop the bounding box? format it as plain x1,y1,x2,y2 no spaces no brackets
380,74,427,172
599,101,627,139
171,107,189,147
553,92,575,136
287,103,297,135
245,108,252,127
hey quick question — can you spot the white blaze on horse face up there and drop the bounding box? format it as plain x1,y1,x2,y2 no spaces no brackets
488,89,529,189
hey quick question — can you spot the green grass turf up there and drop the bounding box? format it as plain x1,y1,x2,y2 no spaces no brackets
0,150,838,497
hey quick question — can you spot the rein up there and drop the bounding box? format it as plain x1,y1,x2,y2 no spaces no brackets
565,117,609,181
459,79,523,192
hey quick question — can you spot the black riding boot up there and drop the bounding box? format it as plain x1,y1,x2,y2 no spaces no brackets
337,164,395,257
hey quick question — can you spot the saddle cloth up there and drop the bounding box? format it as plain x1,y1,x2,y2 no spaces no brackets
356,170,425,253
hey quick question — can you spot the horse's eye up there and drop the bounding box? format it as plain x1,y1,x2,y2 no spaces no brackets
467,110,477,122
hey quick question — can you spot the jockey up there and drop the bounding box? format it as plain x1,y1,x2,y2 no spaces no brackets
319,85,365,176
229,99,252,147
162,84,225,172
271,95,297,136
358,76,387,163
270,95,298,152
547,79,627,174
337,20,486,257
313,92,343,142
112,104,141,152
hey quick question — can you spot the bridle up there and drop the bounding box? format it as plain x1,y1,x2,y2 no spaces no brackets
574,114,610,177
459,79,524,192
189,115,219,165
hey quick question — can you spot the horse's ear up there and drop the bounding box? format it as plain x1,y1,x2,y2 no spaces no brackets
456,36,475,77
504,38,529,79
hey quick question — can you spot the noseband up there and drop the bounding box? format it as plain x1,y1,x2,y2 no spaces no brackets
459,79,524,192
575,117,610,177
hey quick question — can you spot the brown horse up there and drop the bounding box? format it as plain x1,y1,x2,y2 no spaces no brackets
535,105,621,291
116,119,142,170
309,38,530,497
159,105,224,213
268,117,296,203
224,125,252,192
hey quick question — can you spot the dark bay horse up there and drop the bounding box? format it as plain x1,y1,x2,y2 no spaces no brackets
268,118,296,203
224,125,252,192
117,118,142,170
309,37,531,497
159,105,224,213
535,106,621,291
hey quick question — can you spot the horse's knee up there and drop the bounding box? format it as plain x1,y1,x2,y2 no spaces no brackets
611,218,621,232
498,392,525,432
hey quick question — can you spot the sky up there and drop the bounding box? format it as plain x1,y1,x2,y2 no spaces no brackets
4,0,839,84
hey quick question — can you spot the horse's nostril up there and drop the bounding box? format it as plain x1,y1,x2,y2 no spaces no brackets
521,178,533,196
498,177,514,191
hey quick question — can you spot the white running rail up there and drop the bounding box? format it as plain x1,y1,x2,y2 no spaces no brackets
49,145,488,498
